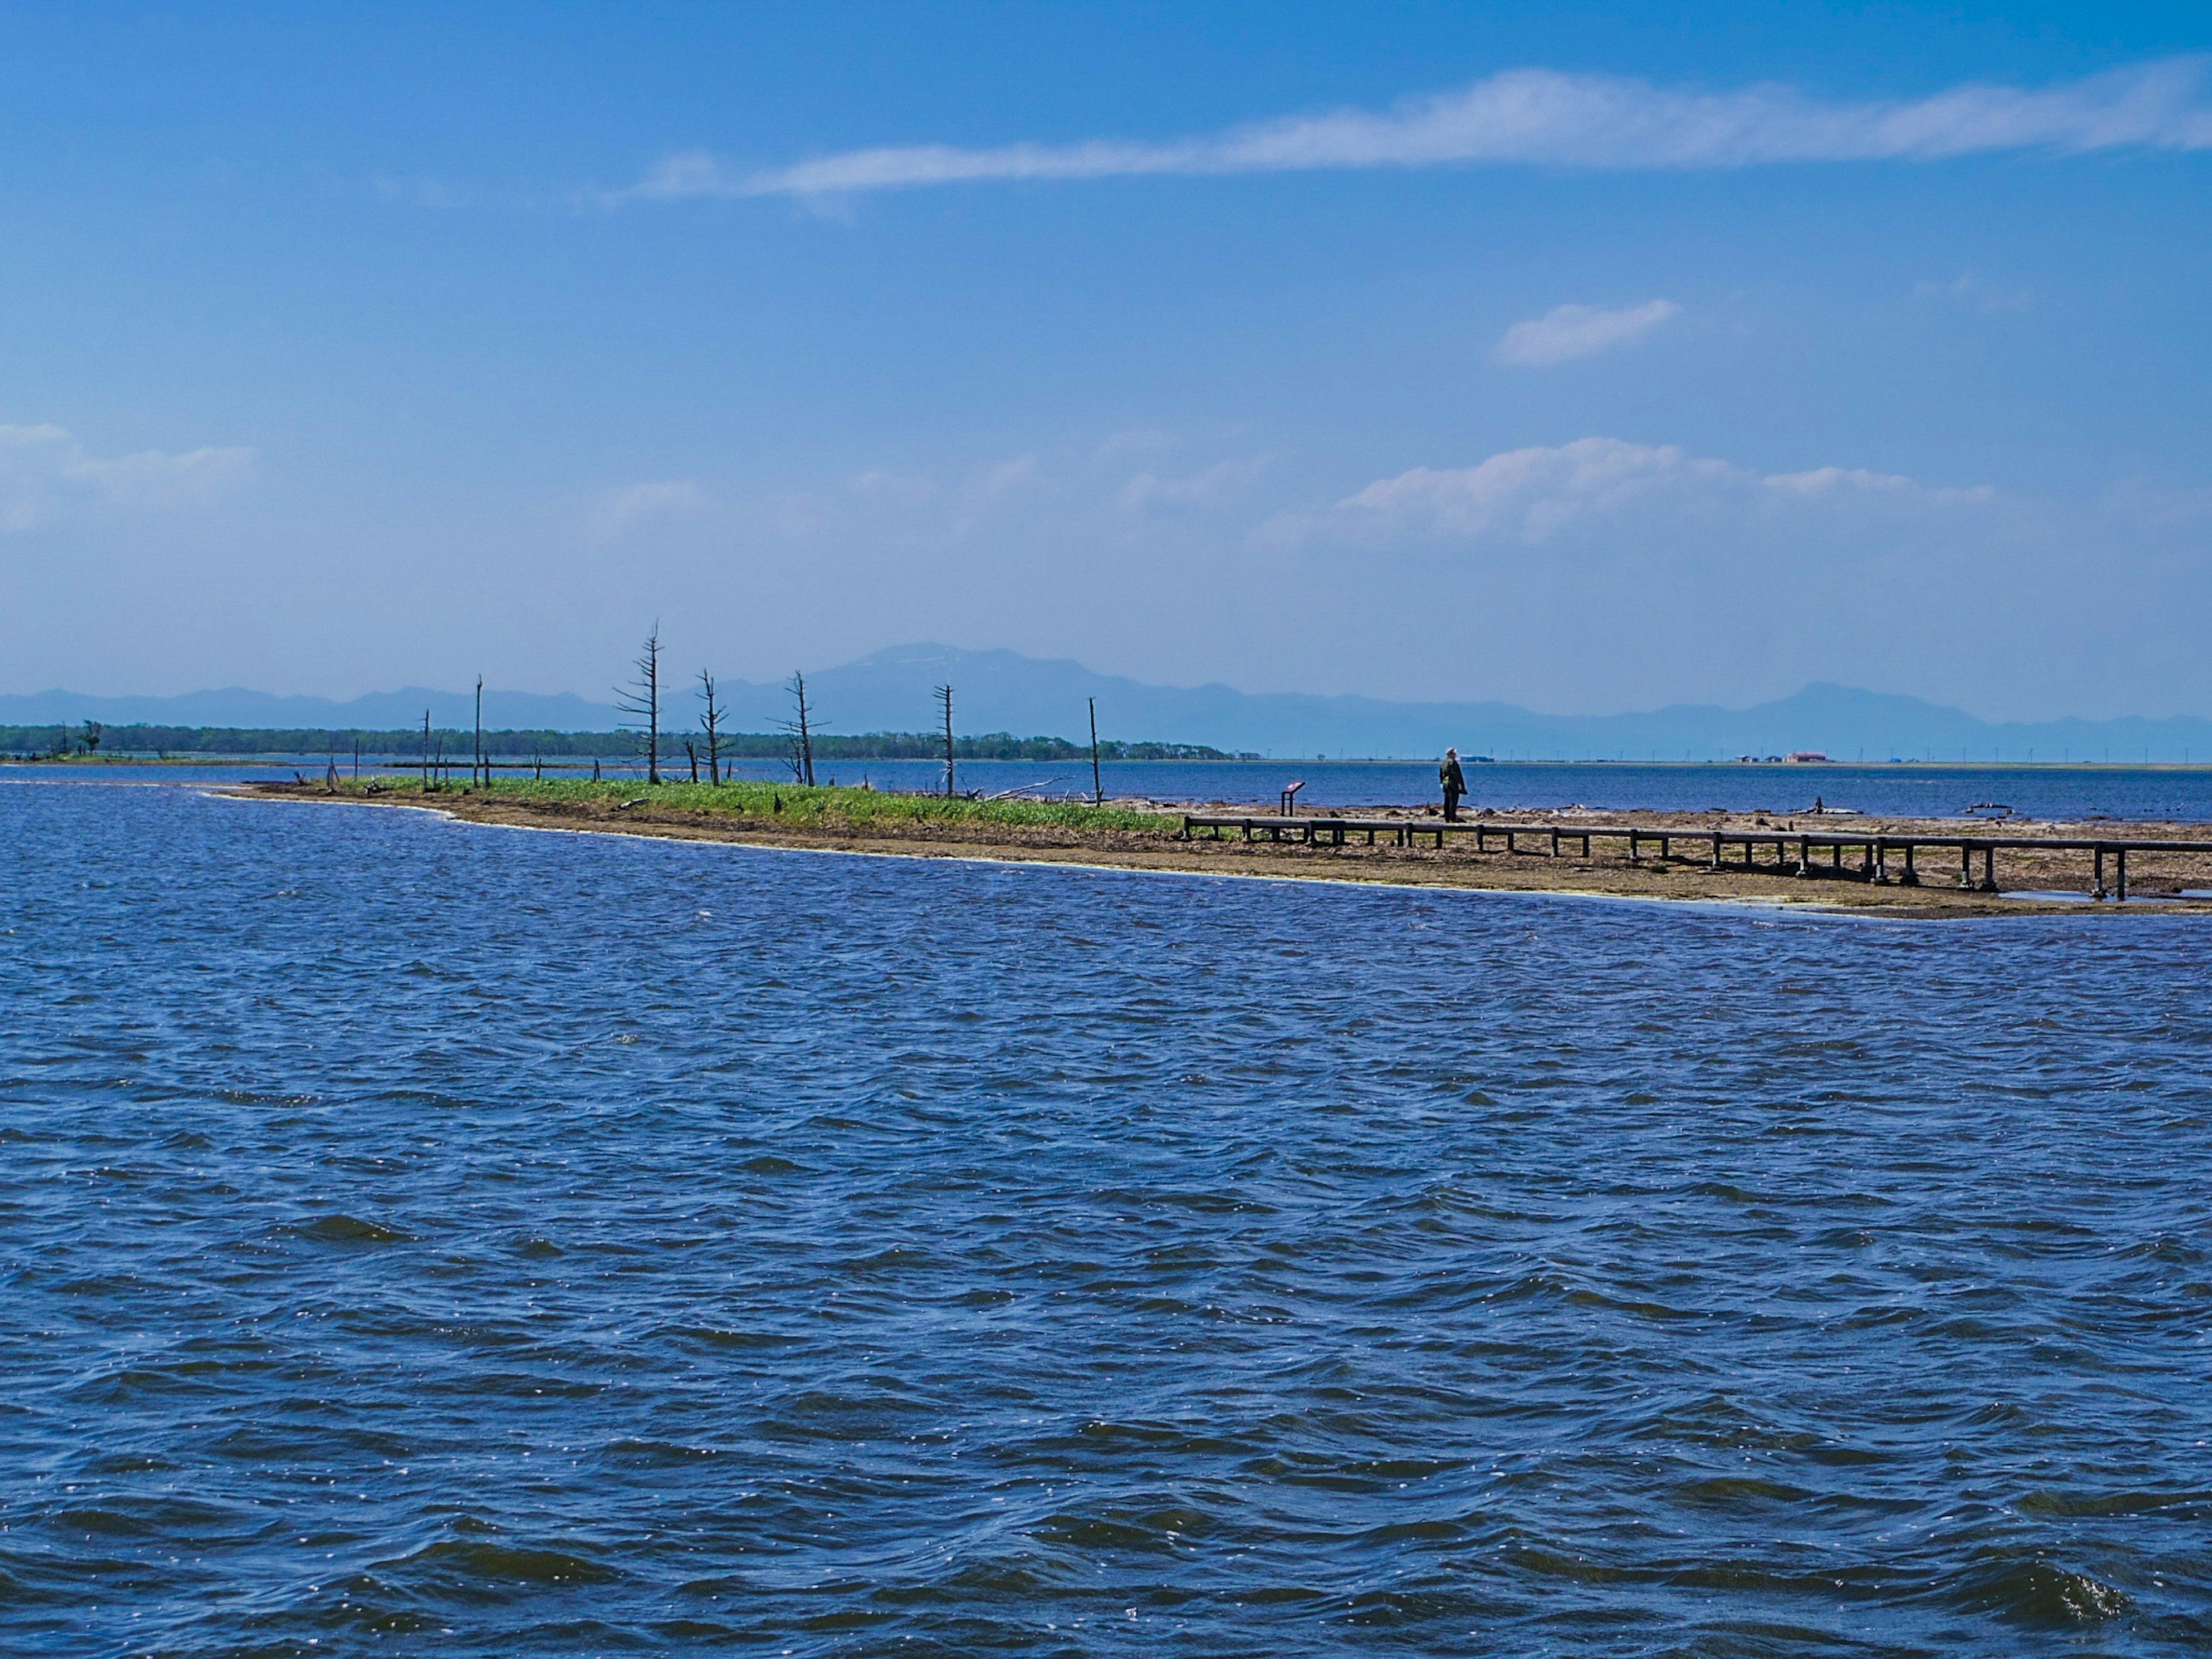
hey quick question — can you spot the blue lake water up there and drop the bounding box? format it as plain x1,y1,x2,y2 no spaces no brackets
3,779,2210,1656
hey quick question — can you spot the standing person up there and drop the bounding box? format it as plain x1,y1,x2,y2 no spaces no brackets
1439,747,1467,822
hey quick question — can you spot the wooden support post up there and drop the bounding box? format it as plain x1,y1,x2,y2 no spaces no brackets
1711,831,1722,869
1873,840,1888,884
2115,848,2128,902
1796,835,1810,877
1581,833,1592,857
1982,845,1997,893
1506,830,1518,854
2093,847,2106,899
1900,843,1919,886
1549,828,1560,857
1658,834,1671,860
1959,843,1973,888
1628,831,1640,862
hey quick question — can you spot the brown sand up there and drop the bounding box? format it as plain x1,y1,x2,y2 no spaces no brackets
236,783,2212,919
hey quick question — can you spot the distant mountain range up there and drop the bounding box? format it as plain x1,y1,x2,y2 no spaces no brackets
7,643,2211,762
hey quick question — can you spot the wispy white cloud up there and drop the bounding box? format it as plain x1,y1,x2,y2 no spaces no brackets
1498,299,1680,365
0,423,253,531
373,176,475,210
588,479,716,540
1912,271,2034,312
1279,437,1995,547
618,57,2212,202
1116,456,1270,514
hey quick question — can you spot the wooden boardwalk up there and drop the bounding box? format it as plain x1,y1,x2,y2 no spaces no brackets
1180,815,2212,900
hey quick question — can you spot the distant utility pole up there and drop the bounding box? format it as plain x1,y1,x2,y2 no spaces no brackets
1088,696,1103,806
937,683,956,796
474,677,484,787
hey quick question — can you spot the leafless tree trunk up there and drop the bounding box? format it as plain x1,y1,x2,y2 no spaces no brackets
1089,696,1103,806
421,709,431,789
698,670,725,785
474,676,484,788
937,683,955,797
615,625,663,785
783,672,817,786
685,738,699,783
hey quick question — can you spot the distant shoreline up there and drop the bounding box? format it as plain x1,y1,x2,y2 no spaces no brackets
236,779,2212,918
17,753,2212,772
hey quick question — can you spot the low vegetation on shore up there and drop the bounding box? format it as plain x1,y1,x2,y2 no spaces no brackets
331,775,1180,833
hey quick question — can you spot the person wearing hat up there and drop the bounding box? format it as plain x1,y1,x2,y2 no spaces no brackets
1439,747,1467,822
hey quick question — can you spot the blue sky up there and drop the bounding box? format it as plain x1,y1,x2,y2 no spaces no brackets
1,2,2207,719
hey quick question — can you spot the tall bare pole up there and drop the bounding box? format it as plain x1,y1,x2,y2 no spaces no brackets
474,677,484,787
1088,696,1103,806
615,626,663,785
421,708,431,789
937,683,956,797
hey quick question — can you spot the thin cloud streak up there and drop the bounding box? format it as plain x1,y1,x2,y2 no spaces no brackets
620,58,2212,202
1498,299,1680,365
0,422,253,531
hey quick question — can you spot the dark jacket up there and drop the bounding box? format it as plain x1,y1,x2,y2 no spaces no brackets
1440,756,1467,794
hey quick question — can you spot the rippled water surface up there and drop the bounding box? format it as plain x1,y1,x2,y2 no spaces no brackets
4,781,2210,1656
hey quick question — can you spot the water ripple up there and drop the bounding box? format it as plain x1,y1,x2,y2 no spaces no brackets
1,783,2209,1654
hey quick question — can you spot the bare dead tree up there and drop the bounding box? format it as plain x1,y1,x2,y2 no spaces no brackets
936,683,955,797
698,670,725,786
614,625,663,785
684,738,699,783
781,672,817,786
1089,696,1103,806
474,676,484,788
421,709,431,789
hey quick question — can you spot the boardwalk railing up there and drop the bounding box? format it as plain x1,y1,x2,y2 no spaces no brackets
1179,815,2212,900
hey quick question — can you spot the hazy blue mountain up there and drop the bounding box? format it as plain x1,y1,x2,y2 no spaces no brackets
9,644,2212,761
737,646,2212,763
0,685,623,731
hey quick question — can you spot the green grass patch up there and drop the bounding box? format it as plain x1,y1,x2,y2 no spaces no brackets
345,776,1179,833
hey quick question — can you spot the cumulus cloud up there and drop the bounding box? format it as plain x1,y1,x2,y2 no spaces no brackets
1291,436,1995,547
1497,299,1680,365
618,57,2212,202
0,422,253,531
